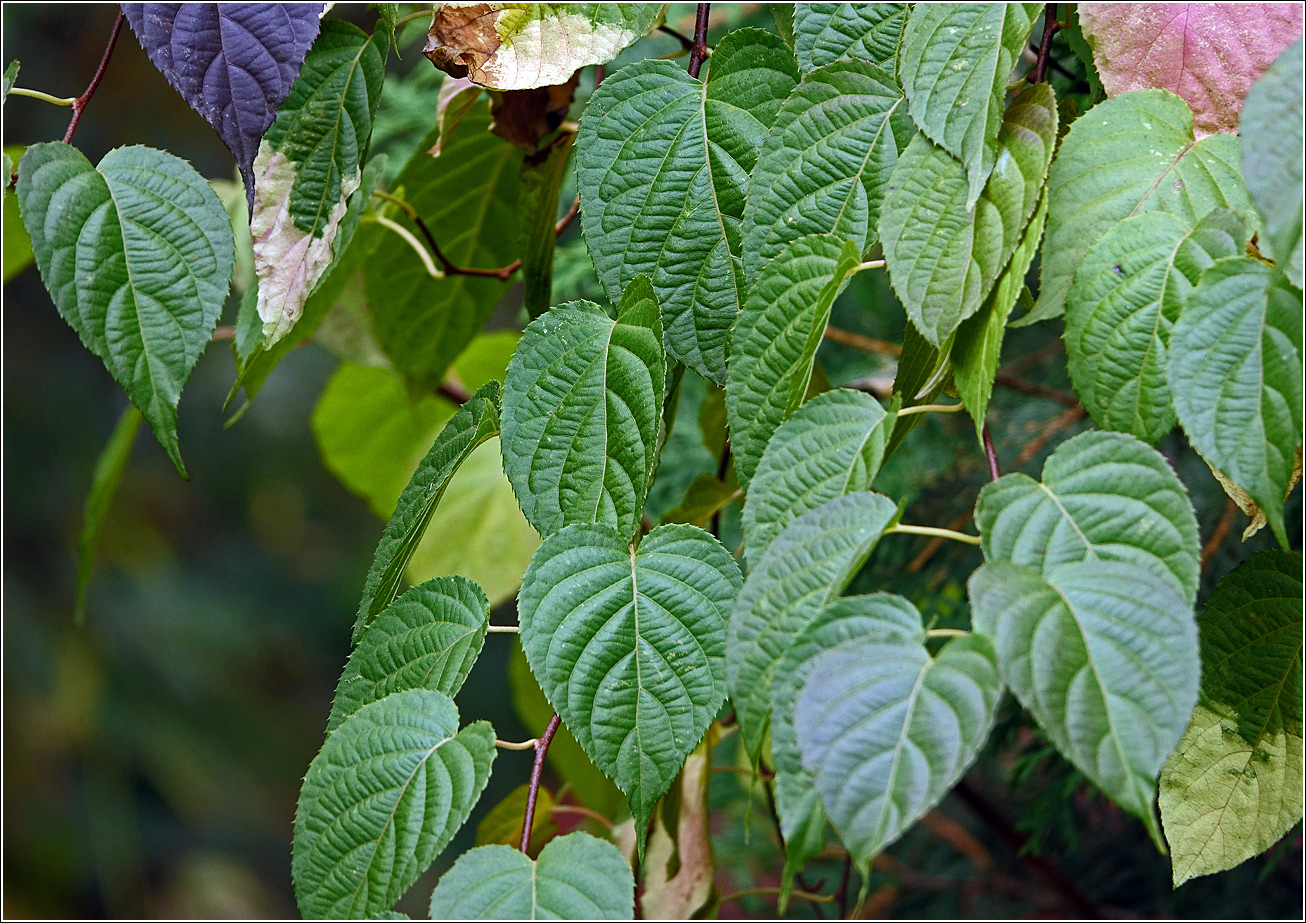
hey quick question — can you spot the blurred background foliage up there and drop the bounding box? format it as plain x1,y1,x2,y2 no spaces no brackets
2,4,1300,919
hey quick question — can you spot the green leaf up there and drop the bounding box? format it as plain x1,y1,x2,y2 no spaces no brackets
3,145,33,281
742,388,896,565
742,59,911,279
354,382,501,642
726,234,862,485
475,782,556,849
75,405,142,624
793,4,908,73
368,103,521,392
518,130,574,319
796,616,1001,867
882,81,1057,347
1065,208,1250,445
577,30,800,382
519,522,741,856
1168,258,1303,549
976,429,1201,605
1159,550,1304,886
428,832,634,919
660,471,739,528
898,3,1041,208
727,491,900,761
1240,38,1303,288
292,689,495,919
252,21,386,346
17,142,235,477
327,577,490,734
772,5,796,49
1033,89,1254,323
502,282,666,540
373,3,399,47
2,59,17,103
969,560,1199,846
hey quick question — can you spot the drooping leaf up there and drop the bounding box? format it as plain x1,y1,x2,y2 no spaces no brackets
882,81,1057,347
898,3,1041,207
726,234,863,485
428,831,634,919
429,75,482,156
501,282,665,540
742,389,896,565
1078,4,1304,136
17,142,235,477
517,129,574,318
792,3,908,73
975,429,1201,605
1168,258,1303,549
1065,208,1249,444
1240,37,1304,288
796,614,1001,868
423,3,661,90
327,577,490,734
1159,550,1304,886
1032,89,1254,323
75,405,142,624
475,782,556,849
121,3,323,208
292,689,495,919
3,145,33,281
970,559,1199,845
488,74,578,152
250,21,386,347
373,3,399,47
727,491,900,761
353,382,501,642
518,522,742,856
742,59,912,279
577,30,800,382
641,726,718,920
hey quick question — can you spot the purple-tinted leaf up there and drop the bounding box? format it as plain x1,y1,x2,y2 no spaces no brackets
1079,3,1304,136
122,3,324,208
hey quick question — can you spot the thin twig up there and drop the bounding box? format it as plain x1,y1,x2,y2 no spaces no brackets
836,855,853,919
7,87,75,106
521,714,562,854
992,371,1080,407
889,524,982,546
549,803,615,831
211,325,236,341
658,23,696,51
824,325,902,357
496,737,540,751
688,4,711,78
897,402,965,417
1200,498,1238,568
438,381,472,405
709,441,731,539
719,887,835,907
983,425,1001,481
1033,4,1060,84
1012,404,1086,468
64,11,125,145
906,510,974,574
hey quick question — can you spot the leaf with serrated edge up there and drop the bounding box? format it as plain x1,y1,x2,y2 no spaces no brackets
428,831,634,919
970,560,1199,846
727,234,862,485
976,429,1201,605
518,522,741,858
742,59,912,279
1066,208,1249,444
328,577,489,734
727,491,900,762
292,689,495,919
353,382,501,642
793,4,908,73
501,280,665,540
899,3,1041,208
1031,89,1254,323
743,389,896,565
16,142,234,477
1168,258,1303,549
1160,551,1304,885
577,31,799,382
883,81,1056,347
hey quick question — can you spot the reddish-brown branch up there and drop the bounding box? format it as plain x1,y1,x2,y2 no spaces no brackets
438,381,471,405
1033,4,1061,84
688,4,711,78
658,23,696,52
983,426,1001,481
64,11,126,145
1201,498,1238,568
406,196,579,281
824,324,902,356
520,713,561,854
1013,404,1086,468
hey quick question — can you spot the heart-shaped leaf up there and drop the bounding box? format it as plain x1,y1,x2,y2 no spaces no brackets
792,4,908,73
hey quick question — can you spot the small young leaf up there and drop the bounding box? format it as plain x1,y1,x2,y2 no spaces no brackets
518,522,742,856
2,59,17,103
428,832,634,919
793,4,908,73
501,282,666,540
75,405,142,624
969,559,1199,846
1159,550,1304,886
518,130,574,318
17,142,235,477
1168,258,1303,548
292,689,495,919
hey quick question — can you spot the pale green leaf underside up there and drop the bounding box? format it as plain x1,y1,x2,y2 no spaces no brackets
969,560,1199,845
976,429,1201,606
328,577,490,734
428,832,634,919
1034,89,1254,323
1168,258,1304,549
518,521,742,849
727,234,863,485
742,388,895,565
1065,208,1248,445
577,31,799,382
16,142,234,478
501,287,666,541
292,689,495,919
793,3,908,73
727,491,900,761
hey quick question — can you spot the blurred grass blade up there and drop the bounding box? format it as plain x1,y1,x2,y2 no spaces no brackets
75,405,142,624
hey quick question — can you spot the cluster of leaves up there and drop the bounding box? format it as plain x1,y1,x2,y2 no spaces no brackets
3,2,1302,919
